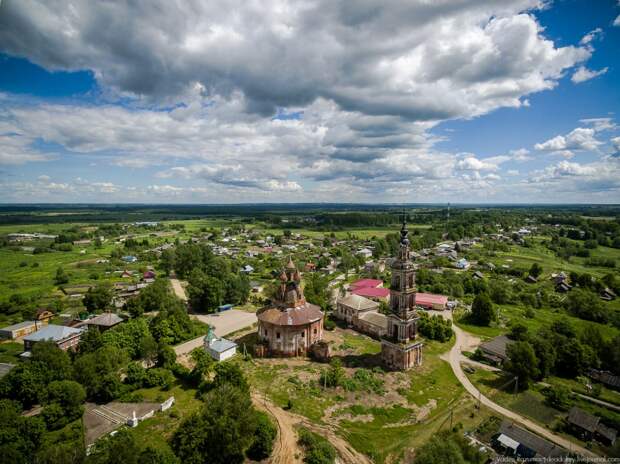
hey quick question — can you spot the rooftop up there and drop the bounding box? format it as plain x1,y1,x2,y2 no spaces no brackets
499,420,567,458
567,406,599,433
351,286,390,299
1,320,36,332
209,338,238,353
480,335,514,360
338,293,378,311
350,278,383,289
416,293,448,305
23,324,84,343
358,311,387,329
257,303,323,326
84,313,124,327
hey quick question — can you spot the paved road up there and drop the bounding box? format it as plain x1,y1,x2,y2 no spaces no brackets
441,311,597,458
174,309,257,355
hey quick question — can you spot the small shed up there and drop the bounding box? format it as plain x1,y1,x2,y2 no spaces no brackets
204,328,237,361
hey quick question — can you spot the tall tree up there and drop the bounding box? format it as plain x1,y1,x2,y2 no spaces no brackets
505,341,540,389
171,385,258,464
470,293,495,326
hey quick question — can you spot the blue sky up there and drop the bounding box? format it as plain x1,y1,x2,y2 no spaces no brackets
0,0,619,203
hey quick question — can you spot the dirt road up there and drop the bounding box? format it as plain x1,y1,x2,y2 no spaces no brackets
439,311,598,458
253,393,303,464
252,393,372,464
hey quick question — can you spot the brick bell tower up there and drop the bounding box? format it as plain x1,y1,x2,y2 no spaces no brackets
381,213,423,370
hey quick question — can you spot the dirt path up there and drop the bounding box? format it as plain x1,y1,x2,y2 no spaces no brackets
438,311,598,459
253,393,303,464
169,277,188,301
252,393,372,464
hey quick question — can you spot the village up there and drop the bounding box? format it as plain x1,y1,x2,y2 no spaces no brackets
0,207,619,463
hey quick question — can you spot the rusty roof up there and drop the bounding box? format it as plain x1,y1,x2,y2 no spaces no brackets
257,303,323,326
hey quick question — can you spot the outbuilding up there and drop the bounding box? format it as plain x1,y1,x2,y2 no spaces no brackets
204,328,237,361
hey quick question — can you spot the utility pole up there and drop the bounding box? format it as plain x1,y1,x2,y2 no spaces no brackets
514,376,519,394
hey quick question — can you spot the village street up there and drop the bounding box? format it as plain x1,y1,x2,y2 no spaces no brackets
435,310,598,459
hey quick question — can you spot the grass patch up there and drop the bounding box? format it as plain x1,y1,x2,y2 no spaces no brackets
0,341,24,362
341,333,381,355
128,380,203,453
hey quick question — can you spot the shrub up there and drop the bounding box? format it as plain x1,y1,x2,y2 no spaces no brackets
145,368,174,390
542,385,572,411
298,427,336,464
246,411,277,461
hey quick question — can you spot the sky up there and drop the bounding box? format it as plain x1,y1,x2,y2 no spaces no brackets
0,0,619,204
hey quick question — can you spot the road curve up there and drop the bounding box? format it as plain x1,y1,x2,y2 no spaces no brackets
444,313,597,458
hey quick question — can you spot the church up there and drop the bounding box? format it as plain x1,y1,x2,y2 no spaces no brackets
256,258,324,357
381,217,424,370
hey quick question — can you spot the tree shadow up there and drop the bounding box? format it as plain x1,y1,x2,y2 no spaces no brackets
331,352,383,369
234,332,259,352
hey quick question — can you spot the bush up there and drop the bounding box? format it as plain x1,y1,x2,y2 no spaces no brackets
418,313,453,342
246,411,277,461
145,368,174,390
542,385,572,411
323,316,336,331
298,427,336,464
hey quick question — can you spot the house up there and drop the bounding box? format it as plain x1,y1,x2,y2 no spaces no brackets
357,248,373,259
473,271,485,280
0,320,40,340
143,270,156,280
556,281,572,293
494,420,568,460
415,293,448,310
355,311,387,338
121,270,133,278
600,287,616,301
241,265,254,274
73,239,92,246
479,335,514,365
83,313,124,332
550,272,568,285
567,407,617,445
587,369,620,390
525,275,538,284
335,293,379,325
204,328,237,361
35,308,54,325
304,262,316,272
23,324,84,352
456,258,470,270
121,255,137,263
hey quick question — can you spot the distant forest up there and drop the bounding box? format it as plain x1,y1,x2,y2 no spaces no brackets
0,203,619,227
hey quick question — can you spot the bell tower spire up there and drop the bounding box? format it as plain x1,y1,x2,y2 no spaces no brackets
381,212,423,371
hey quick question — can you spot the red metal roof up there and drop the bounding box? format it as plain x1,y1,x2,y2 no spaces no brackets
351,279,383,289
416,293,448,305
257,303,323,326
351,287,390,298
